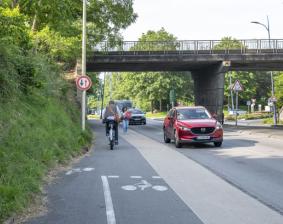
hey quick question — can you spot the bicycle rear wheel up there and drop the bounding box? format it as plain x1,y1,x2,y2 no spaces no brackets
109,127,114,150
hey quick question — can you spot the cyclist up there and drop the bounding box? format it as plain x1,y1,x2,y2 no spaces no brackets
102,100,121,145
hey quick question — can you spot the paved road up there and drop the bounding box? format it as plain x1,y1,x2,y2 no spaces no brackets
25,119,283,224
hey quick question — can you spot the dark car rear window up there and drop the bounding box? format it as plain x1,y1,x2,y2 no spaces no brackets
177,108,211,120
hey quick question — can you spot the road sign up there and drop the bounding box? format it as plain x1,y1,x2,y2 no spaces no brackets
232,80,243,92
222,60,231,67
76,75,92,91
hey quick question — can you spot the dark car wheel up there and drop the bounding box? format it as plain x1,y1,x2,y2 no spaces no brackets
163,130,171,143
174,130,182,148
214,142,222,147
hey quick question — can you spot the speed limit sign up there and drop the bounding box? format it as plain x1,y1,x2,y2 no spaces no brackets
76,75,92,91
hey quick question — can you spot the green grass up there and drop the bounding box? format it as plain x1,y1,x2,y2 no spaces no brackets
0,95,92,222
87,114,100,119
225,112,272,121
145,112,167,119
263,117,283,125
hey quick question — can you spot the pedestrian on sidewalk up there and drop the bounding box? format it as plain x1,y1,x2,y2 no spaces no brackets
122,106,131,133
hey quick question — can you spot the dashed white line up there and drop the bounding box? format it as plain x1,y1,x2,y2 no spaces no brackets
130,176,142,179
152,176,162,179
101,176,116,224
108,175,119,178
83,167,95,172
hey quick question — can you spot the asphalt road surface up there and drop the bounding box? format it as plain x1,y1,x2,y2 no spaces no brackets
25,119,283,224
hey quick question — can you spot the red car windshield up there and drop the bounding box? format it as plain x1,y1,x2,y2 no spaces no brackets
177,108,211,120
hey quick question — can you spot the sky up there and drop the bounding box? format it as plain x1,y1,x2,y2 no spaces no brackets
122,0,283,41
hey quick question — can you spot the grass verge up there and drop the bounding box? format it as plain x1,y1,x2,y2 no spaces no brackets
0,95,92,222
146,112,167,119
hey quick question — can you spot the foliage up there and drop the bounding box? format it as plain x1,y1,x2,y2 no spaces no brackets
0,44,92,222
214,36,243,50
33,26,81,64
131,27,178,51
0,0,137,221
145,111,167,119
214,37,273,110
0,6,32,49
274,72,283,110
102,29,194,112
225,112,272,121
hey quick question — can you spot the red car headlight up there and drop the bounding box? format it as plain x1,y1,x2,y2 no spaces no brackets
216,122,223,130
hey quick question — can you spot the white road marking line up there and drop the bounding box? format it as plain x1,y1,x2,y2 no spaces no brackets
65,170,73,175
83,167,95,172
101,176,116,224
152,176,162,179
108,175,119,178
121,185,137,191
130,176,142,179
152,185,168,191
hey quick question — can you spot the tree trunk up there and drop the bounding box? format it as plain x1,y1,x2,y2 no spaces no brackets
159,99,162,111
31,0,42,32
151,100,153,113
31,14,37,32
11,0,19,8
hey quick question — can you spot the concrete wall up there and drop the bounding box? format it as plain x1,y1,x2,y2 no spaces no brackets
192,63,227,122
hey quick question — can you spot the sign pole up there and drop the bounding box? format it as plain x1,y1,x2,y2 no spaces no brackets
235,91,238,127
81,0,87,131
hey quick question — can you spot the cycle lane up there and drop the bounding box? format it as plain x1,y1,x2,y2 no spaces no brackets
24,120,202,224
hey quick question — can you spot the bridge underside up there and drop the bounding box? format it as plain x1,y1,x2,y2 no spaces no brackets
87,52,283,72
86,51,283,120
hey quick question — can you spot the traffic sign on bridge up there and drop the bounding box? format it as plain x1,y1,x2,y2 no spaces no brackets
76,75,92,91
232,80,243,92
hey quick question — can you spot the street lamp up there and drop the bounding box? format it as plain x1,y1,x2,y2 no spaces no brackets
251,16,277,126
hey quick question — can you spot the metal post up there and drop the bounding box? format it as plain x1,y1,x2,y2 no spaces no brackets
81,0,87,131
271,71,277,125
229,72,234,111
109,72,112,100
251,16,277,126
235,91,238,127
100,73,105,119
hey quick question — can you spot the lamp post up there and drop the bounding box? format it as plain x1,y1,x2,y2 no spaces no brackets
251,16,277,126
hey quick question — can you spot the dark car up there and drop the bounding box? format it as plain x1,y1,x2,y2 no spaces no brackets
163,106,223,148
128,109,146,125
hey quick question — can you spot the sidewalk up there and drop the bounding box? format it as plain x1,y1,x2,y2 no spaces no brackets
224,123,283,140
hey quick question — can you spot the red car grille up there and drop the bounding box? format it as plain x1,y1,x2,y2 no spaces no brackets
191,127,215,134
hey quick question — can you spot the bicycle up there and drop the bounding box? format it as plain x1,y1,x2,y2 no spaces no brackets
107,118,116,150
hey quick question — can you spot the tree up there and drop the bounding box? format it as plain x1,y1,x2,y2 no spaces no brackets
0,0,137,65
275,72,283,110
214,36,243,50
102,28,194,112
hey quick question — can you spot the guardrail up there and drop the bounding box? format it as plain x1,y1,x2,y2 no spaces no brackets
93,39,283,54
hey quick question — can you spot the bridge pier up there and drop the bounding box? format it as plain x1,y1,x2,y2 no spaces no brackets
192,63,227,122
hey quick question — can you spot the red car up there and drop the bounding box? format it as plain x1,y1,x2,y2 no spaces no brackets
163,106,223,148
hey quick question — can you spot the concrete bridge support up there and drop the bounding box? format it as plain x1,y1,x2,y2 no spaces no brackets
192,63,227,122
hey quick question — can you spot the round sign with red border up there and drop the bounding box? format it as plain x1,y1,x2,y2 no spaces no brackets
76,75,92,91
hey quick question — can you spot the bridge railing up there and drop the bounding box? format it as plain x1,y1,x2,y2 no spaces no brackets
93,39,283,54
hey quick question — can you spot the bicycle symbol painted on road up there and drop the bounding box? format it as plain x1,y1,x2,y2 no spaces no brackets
121,179,168,192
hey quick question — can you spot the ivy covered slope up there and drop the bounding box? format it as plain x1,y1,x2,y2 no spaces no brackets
0,7,92,222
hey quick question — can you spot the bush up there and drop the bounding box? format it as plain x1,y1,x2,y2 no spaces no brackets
225,112,272,121
0,42,92,222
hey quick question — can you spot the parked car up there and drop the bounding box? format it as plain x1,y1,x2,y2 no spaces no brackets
128,108,146,125
163,106,223,148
